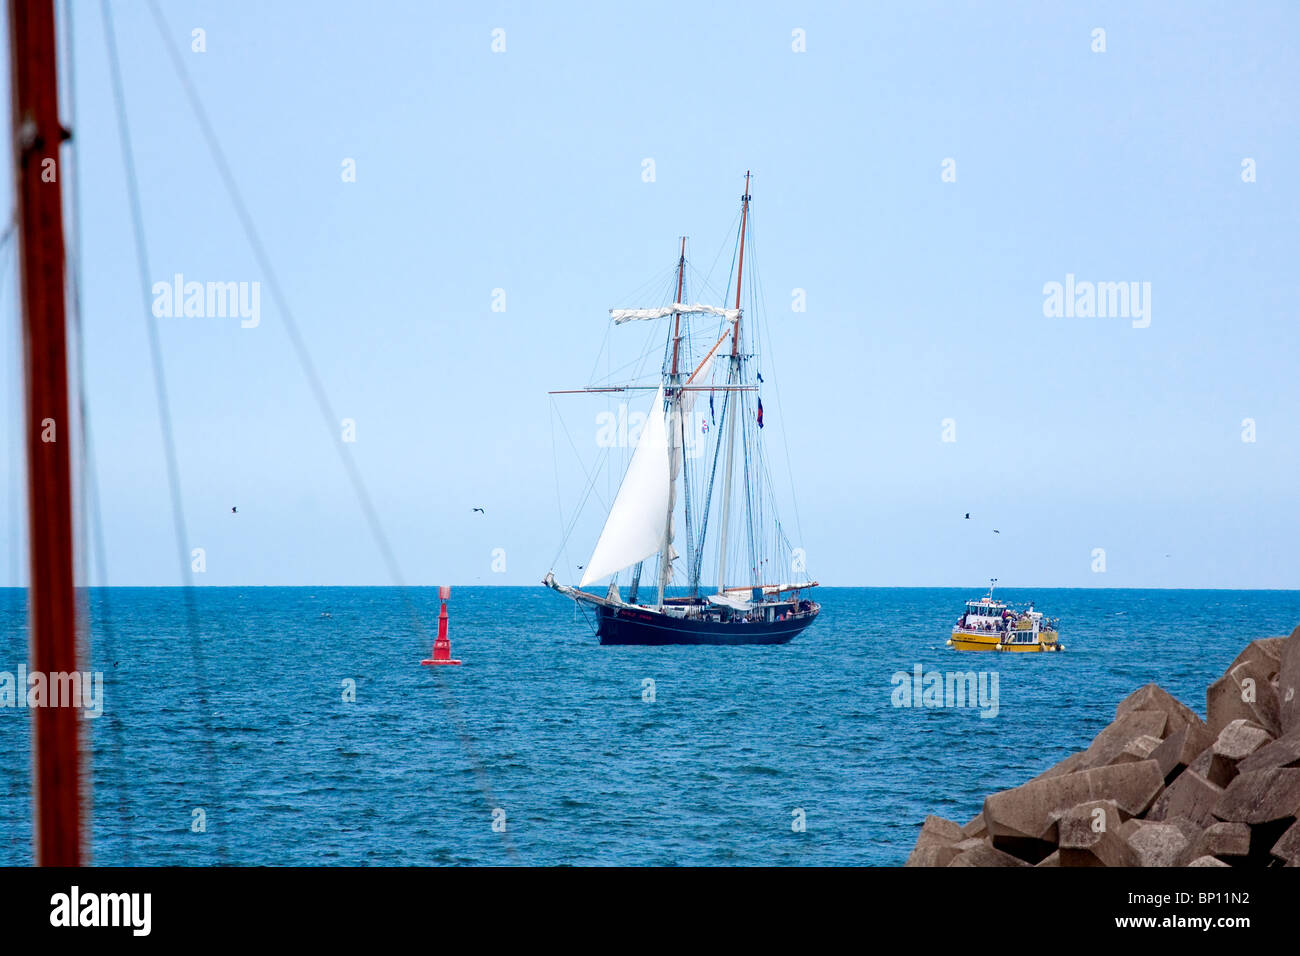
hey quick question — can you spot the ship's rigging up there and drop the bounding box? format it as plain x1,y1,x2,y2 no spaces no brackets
546,174,819,645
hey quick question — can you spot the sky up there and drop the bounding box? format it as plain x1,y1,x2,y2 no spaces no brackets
1,0,1298,589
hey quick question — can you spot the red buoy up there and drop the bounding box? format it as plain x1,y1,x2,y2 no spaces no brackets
422,585,461,665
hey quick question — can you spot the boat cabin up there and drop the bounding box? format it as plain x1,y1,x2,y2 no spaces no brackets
698,594,808,624
961,599,1009,628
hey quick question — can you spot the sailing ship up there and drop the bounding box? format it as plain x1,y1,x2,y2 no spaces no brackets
947,580,1064,652
544,174,820,645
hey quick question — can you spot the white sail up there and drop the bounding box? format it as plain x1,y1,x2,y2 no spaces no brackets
659,402,685,599
610,304,740,324
580,386,672,587
656,349,717,598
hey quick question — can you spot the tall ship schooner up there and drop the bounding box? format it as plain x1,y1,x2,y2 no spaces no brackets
544,174,820,645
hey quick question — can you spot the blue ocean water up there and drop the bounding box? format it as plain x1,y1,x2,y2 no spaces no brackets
1,586,1297,866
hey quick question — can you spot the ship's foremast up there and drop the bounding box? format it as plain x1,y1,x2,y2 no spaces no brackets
655,237,689,608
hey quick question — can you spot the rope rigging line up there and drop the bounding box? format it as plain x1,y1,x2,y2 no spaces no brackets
64,0,136,862
547,394,614,571
101,0,226,863
701,205,742,302
584,263,670,388
133,0,519,861
749,208,810,573
549,401,572,574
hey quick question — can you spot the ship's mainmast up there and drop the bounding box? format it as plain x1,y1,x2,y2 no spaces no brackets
715,172,750,595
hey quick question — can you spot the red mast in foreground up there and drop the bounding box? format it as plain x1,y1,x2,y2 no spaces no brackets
9,0,82,865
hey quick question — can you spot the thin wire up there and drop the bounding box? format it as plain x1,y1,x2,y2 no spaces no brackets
750,206,809,573
141,0,517,860
101,0,227,863
549,401,571,574
58,0,93,858
548,395,613,568
63,0,135,863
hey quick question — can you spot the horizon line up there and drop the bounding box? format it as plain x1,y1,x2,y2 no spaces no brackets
2,584,1299,593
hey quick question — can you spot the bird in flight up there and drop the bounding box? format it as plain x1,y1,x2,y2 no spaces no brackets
472,507,485,514
993,529,1000,534
964,513,970,519
231,506,237,514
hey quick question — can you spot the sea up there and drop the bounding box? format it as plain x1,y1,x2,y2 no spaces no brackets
1,586,1297,866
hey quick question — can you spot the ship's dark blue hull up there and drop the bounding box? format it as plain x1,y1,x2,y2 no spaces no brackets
597,603,819,646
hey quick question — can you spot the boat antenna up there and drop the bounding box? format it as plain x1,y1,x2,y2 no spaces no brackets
988,577,997,600
10,0,82,865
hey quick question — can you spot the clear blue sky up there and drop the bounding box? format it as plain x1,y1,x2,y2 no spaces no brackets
2,1,1297,588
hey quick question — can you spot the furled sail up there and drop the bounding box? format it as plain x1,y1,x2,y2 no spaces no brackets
580,386,672,587
707,592,754,612
610,304,740,324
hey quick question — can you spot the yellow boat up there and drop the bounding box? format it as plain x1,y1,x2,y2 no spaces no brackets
946,580,1064,653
